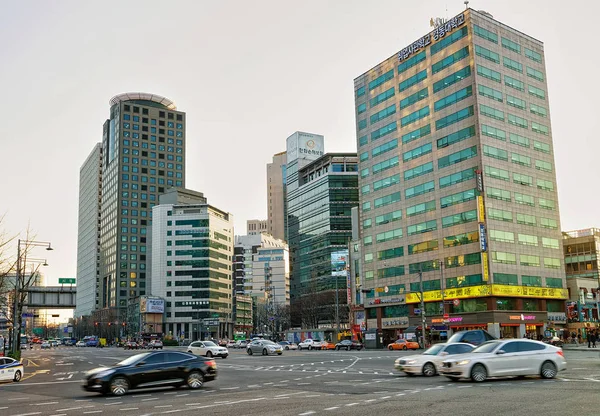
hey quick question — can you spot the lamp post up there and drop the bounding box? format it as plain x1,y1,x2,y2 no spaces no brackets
12,239,53,355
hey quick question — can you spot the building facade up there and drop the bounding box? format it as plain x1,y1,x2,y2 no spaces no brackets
99,93,186,318
150,188,233,341
267,151,287,241
247,219,268,235
75,143,103,318
287,153,359,328
354,9,566,340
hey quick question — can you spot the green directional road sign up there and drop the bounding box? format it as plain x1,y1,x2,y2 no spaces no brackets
58,278,76,284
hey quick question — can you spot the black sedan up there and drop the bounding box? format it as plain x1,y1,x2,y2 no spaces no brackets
83,351,217,396
335,340,363,351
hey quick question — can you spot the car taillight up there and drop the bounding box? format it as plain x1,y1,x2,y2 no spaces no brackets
206,360,217,368
556,349,564,358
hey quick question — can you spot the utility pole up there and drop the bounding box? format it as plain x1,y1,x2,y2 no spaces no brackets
440,259,446,336
419,268,426,349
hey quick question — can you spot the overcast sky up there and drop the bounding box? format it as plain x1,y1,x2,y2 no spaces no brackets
0,0,597,286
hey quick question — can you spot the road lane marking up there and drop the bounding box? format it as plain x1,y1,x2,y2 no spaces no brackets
299,412,315,416
83,412,102,414
381,396,391,399
175,394,188,397
346,403,359,406
132,394,152,397
31,402,59,406
119,408,139,411
141,398,159,401
8,398,29,401
12,412,42,416
56,407,82,412
219,387,239,390
104,402,122,406
155,405,172,408
324,407,339,411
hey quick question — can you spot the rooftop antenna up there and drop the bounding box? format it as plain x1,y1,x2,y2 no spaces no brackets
464,0,469,10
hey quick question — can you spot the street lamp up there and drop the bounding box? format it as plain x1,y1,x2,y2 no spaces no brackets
12,239,53,355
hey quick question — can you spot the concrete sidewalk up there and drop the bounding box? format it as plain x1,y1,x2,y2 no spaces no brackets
562,343,599,350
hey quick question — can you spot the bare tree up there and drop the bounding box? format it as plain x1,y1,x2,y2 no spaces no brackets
0,214,17,330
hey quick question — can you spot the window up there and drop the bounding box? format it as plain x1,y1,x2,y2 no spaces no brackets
436,125,475,148
532,122,549,135
377,265,406,279
436,105,474,130
361,168,369,178
501,37,521,53
492,252,517,265
483,144,508,161
522,275,542,286
402,124,431,144
401,105,430,127
525,48,542,63
439,167,475,188
540,217,558,229
371,121,397,140
546,277,563,288
405,180,434,199
473,24,498,43
510,132,530,148
486,187,511,201
408,239,438,255
356,86,366,97
360,151,369,162
370,104,396,124
442,210,477,227
400,88,429,109
538,198,556,210
370,87,395,108
361,184,370,195
517,213,536,226
357,103,367,114
407,220,437,235
537,179,554,191
433,65,471,93
478,84,503,102
368,69,394,90
375,209,402,226
484,165,509,181
431,26,468,55
404,161,433,181
513,172,533,186
544,257,561,269
508,114,528,129
526,67,544,82
477,64,501,83
481,124,506,141
475,44,500,63
374,192,401,208
511,152,531,167
372,156,399,174
535,159,552,172
445,252,481,268
488,208,513,222
528,85,546,100
399,70,427,92
489,229,514,243
372,138,398,158
406,200,436,217
494,274,518,286
530,103,547,117
443,230,479,247
377,246,404,260
373,174,400,191
518,233,539,246
363,201,371,212
410,278,440,291
542,237,560,249
480,104,504,121
440,189,476,208
359,135,368,147
403,142,432,162
432,46,469,74
398,50,426,74
506,95,526,110
376,228,403,243
505,75,524,91
363,235,372,245
364,253,373,263
434,86,472,112
358,119,367,130
438,146,477,169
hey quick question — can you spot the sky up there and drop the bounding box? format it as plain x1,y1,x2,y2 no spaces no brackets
0,0,598,287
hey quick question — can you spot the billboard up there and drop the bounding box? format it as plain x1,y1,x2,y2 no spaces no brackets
140,296,165,314
286,132,324,164
331,250,348,277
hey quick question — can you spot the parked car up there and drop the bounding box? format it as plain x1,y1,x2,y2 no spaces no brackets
218,339,229,347
440,339,567,382
447,329,496,346
542,336,564,347
298,339,323,350
278,341,298,350
76,341,86,347
226,340,236,348
124,341,139,350
0,357,24,382
82,351,217,396
388,339,421,351
49,339,59,347
335,340,363,351
41,341,51,349
234,340,248,349
187,341,228,359
247,339,283,356
395,342,475,376
147,340,163,350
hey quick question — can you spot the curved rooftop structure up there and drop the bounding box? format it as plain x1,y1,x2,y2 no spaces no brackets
109,92,177,110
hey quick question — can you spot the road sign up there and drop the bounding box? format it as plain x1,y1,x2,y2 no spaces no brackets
59,278,76,285
453,299,460,306
203,319,219,326
414,308,421,315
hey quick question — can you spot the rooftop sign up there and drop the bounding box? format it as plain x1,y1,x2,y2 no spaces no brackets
398,13,465,62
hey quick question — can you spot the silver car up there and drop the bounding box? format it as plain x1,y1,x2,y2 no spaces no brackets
247,340,283,356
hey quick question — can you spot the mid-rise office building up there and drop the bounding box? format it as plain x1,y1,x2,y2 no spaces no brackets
354,9,566,340
247,219,268,235
267,151,287,241
150,188,233,341
288,153,359,328
98,93,186,321
75,143,103,318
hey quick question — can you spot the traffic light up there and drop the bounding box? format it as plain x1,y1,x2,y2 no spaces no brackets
122,322,126,327
108,322,112,326
94,322,98,327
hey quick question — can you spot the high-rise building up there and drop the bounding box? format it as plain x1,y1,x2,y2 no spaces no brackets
354,9,566,340
562,228,600,325
98,93,186,319
247,219,268,235
267,151,287,241
287,153,359,328
150,188,233,341
75,143,102,318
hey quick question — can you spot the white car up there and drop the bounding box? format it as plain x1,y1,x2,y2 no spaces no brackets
76,341,86,347
0,357,24,382
395,342,475,376
226,341,236,348
298,339,323,350
187,340,229,359
440,339,567,382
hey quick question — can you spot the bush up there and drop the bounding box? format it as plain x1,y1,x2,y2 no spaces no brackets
8,351,21,361
162,339,179,346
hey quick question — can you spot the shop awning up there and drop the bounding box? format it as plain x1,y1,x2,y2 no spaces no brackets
405,326,418,333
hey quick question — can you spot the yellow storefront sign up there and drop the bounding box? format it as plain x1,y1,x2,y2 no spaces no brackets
477,195,485,221
405,284,568,304
481,252,489,281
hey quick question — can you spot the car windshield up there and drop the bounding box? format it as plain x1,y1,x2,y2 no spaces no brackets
117,352,151,366
472,341,501,353
204,341,217,347
423,344,445,355
262,340,276,345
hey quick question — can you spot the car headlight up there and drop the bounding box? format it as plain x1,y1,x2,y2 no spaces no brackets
395,358,401,364
456,360,471,366
95,369,116,378
406,360,417,364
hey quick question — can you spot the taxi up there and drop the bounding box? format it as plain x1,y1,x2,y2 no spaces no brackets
0,357,24,382
320,341,336,350
387,339,420,351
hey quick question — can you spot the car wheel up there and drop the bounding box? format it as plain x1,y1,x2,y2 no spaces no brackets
206,351,213,358
262,348,268,356
187,350,193,354
388,346,394,351
335,346,339,351
186,371,203,389
13,370,22,382
109,377,129,396
308,345,312,351
285,346,289,350
541,361,557,379
247,348,253,355
403,346,407,350
346,346,350,351
470,363,487,382
422,362,436,377
222,355,227,359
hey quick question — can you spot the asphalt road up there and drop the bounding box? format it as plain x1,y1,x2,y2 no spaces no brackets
0,345,599,416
